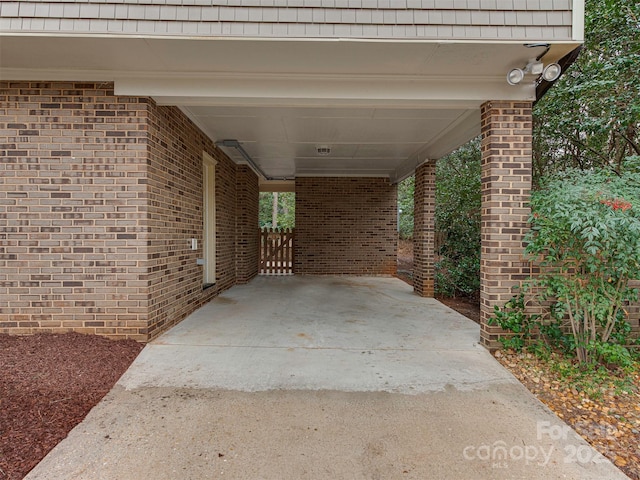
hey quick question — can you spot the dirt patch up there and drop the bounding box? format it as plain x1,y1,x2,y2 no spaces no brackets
436,296,480,324
397,239,414,275
396,239,480,324
0,333,142,480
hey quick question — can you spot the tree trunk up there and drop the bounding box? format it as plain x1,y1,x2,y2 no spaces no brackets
272,192,278,229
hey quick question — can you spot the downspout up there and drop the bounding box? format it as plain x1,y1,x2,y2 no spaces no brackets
215,139,277,180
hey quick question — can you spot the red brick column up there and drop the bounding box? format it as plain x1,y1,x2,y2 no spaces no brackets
480,101,533,349
413,162,435,297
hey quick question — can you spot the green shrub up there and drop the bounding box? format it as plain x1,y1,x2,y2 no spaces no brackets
398,176,415,240
435,256,480,298
491,166,640,366
490,292,539,351
434,139,481,297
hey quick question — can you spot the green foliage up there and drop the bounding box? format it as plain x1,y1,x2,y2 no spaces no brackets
590,342,634,370
434,138,481,297
397,175,415,240
545,353,637,400
258,192,295,229
533,0,640,180
491,168,640,366
490,292,540,351
491,0,640,373
434,256,480,298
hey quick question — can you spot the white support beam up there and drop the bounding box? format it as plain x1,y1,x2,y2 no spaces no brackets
259,180,296,192
115,74,536,106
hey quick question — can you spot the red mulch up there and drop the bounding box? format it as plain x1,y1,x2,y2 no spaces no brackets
0,333,143,480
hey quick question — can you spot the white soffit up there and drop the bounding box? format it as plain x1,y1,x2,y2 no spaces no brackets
0,35,580,181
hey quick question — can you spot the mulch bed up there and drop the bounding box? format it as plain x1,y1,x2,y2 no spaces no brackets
0,333,143,480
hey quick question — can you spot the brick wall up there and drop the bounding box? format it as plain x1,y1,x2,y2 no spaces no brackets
295,177,397,275
479,100,533,349
0,81,150,340
477,101,640,347
0,81,259,341
478,101,640,345
235,165,259,284
145,101,250,340
413,162,435,297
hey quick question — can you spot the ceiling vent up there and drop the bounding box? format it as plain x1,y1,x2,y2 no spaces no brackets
316,145,331,156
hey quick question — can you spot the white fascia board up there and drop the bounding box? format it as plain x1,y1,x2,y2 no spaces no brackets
295,172,391,179
151,96,484,109
572,0,585,42
0,68,118,81
115,73,536,106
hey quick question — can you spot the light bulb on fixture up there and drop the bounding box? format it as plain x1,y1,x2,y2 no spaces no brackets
542,63,562,82
507,68,525,85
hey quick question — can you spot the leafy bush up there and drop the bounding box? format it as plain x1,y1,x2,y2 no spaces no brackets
397,176,415,240
434,139,481,297
491,167,640,366
532,0,640,179
434,256,480,298
489,292,539,351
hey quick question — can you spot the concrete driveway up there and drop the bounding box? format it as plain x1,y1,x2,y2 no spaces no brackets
26,276,628,480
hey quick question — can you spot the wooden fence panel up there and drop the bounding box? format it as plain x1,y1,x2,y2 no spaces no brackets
259,228,295,275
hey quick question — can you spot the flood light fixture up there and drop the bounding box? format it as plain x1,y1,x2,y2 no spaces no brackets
507,43,562,86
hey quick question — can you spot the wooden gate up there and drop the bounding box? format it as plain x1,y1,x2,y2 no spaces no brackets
259,228,295,275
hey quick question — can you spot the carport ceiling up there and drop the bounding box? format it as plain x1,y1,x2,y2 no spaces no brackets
181,104,476,180
0,36,580,182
